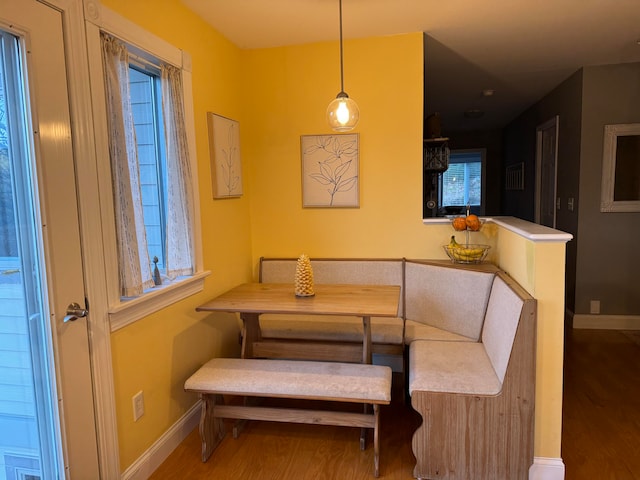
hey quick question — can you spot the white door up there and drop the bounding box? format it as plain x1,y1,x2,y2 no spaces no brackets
535,116,559,228
0,0,100,478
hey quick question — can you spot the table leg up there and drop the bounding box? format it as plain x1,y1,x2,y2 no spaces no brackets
240,312,261,359
361,316,373,448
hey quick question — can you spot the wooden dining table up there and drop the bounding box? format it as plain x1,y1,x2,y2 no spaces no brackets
196,282,401,364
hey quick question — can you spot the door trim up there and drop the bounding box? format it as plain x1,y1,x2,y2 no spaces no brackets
535,116,559,227
41,0,120,477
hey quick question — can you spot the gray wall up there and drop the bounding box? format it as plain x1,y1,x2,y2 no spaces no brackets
503,69,583,312
504,62,640,318
576,63,640,316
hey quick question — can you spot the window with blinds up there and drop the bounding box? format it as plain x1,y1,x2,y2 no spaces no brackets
439,150,484,209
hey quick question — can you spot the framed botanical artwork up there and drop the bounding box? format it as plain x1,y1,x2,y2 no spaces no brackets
300,134,359,208
207,112,243,198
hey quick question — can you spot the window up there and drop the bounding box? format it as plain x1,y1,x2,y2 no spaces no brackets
129,65,167,271
439,150,485,214
85,12,207,329
101,33,196,299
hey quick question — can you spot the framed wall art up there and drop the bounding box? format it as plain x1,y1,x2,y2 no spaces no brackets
600,123,640,212
300,133,359,208
207,112,243,198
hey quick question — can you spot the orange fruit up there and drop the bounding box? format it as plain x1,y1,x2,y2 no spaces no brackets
452,217,467,231
465,214,481,231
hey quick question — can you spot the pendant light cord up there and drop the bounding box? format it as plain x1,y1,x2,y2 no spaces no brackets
339,0,345,93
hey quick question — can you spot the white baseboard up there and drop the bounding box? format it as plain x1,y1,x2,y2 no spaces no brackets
572,313,640,330
529,457,565,480
121,400,201,480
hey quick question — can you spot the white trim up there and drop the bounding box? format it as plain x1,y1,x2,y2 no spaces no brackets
573,313,640,330
43,0,121,477
180,61,204,273
529,457,565,480
121,400,201,480
422,216,573,243
110,271,210,332
600,123,640,213
83,0,181,67
535,116,559,227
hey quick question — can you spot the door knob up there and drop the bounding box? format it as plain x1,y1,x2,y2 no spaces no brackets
64,302,88,322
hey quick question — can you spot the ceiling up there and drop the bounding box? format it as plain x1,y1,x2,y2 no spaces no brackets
181,0,640,133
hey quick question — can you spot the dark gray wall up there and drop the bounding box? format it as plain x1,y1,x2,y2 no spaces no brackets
503,69,583,312
503,62,640,317
576,63,640,316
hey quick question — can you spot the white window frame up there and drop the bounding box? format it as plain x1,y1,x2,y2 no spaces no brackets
85,6,208,332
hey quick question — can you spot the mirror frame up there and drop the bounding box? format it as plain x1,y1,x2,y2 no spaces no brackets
600,123,640,212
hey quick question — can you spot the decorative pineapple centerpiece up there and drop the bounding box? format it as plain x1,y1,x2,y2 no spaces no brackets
294,254,315,297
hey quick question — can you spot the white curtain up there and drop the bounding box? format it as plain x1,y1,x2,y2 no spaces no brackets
101,33,153,296
161,64,194,279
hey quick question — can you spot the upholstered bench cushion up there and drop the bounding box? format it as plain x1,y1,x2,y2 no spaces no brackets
259,314,404,345
403,320,475,344
481,275,525,384
409,340,501,396
185,358,392,404
404,261,496,341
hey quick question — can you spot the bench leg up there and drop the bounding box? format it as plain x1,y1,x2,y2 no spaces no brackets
200,394,226,462
373,404,380,478
360,403,368,450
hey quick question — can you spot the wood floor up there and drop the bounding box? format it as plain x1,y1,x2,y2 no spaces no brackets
562,328,640,480
150,329,640,479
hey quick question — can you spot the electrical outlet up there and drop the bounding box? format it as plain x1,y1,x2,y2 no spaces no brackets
590,300,600,315
132,390,145,422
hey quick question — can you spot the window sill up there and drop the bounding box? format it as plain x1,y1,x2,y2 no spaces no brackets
109,270,210,332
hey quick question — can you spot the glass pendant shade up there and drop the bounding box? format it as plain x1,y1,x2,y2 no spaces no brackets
327,92,359,131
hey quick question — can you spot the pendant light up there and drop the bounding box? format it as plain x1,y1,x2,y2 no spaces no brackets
326,0,359,131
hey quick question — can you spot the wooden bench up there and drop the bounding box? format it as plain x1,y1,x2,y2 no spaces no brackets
184,358,392,477
408,271,536,479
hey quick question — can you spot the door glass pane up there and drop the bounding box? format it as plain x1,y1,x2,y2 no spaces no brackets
0,29,61,480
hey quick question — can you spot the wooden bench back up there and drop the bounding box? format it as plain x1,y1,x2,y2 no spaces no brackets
259,257,405,316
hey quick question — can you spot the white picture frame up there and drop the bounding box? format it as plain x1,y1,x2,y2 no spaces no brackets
600,123,640,212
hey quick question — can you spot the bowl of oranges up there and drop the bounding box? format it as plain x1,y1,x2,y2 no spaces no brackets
451,214,482,232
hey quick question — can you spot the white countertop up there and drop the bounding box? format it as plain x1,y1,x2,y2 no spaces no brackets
423,216,573,243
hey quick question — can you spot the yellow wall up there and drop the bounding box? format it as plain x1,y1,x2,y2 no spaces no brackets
101,0,253,470
99,0,564,471
243,33,445,263
496,230,567,458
